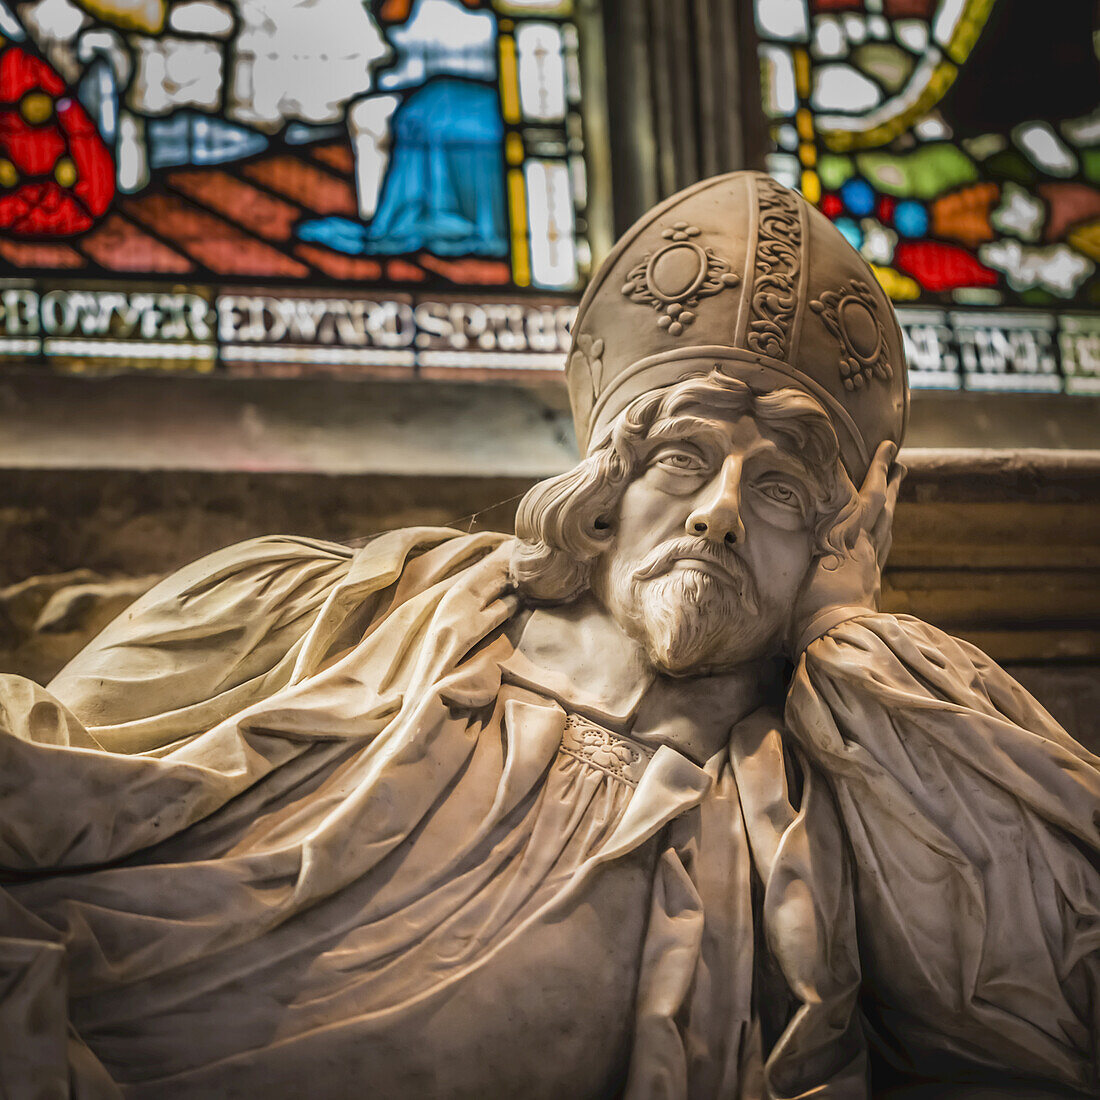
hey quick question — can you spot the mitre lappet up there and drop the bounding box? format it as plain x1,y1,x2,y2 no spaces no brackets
567,170,909,484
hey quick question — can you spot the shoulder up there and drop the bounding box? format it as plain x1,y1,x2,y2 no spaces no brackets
47,529,512,736
46,535,356,732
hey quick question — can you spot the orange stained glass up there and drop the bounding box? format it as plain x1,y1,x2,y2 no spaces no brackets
310,144,355,175
78,212,191,272
930,183,998,249
417,255,510,284
167,170,301,243
386,258,427,282
241,157,358,218
0,237,84,266
294,243,383,280
123,193,310,277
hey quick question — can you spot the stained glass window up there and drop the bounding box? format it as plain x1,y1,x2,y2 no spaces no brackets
753,0,1100,315
0,0,589,291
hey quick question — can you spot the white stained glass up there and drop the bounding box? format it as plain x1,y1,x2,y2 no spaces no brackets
230,0,389,128
131,37,223,115
379,0,495,91
516,22,566,122
867,15,889,40
759,44,796,118
914,113,950,140
894,19,929,53
980,239,1094,297
0,0,26,39
562,22,582,104
1062,110,1100,145
348,94,401,219
117,110,149,192
813,17,846,59
841,13,866,44
811,63,881,113
860,219,896,265
1060,315,1100,395
23,0,87,43
77,30,132,86
1014,121,1078,178
526,160,577,289
569,152,587,207
755,0,809,43
765,151,800,190
932,0,966,48
169,1,235,37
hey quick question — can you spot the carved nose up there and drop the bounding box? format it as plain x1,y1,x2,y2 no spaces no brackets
689,516,741,545
686,458,745,545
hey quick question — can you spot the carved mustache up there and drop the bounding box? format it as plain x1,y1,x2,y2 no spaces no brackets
631,537,746,590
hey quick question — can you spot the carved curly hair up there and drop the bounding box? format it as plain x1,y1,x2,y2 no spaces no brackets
509,371,859,603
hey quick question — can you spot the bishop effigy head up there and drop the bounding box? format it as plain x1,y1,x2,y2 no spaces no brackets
513,171,907,677
2,174,1098,1100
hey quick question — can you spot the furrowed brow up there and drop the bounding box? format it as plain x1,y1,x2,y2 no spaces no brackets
747,438,827,496
644,417,732,451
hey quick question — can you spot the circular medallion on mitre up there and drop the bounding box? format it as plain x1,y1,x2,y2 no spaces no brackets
621,221,740,337
810,280,893,391
646,243,709,302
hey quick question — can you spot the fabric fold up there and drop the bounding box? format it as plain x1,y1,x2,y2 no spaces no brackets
788,613,1100,1094
1,532,1098,1098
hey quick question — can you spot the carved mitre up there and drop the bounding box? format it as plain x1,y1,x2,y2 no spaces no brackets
567,171,909,483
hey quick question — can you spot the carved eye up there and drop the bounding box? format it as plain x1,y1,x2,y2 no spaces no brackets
654,449,704,473
759,481,800,506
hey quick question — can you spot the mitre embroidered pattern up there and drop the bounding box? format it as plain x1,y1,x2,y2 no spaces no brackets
747,178,802,361
559,713,652,787
810,280,893,391
620,222,740,337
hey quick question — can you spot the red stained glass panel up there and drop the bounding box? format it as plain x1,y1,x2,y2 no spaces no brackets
0,44,114,237
1038,183,1100,242
883,0,933,16
894,241,998,292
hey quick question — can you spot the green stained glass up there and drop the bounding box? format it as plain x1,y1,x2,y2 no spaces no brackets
983,149,1038,186
1081,147,1100,186
851,43,914,94
818,153,855,190
1019,288,1057,307
752,0,1100,312
857,144,978,201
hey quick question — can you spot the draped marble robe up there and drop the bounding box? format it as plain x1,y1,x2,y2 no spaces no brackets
1,529,1098,1098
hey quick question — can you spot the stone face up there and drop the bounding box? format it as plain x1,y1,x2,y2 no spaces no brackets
2,174,1099,1099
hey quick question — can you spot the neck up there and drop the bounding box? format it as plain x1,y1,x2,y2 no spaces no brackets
510,591,779,763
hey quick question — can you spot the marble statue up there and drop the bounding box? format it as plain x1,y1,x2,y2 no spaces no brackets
2,173,1099,1099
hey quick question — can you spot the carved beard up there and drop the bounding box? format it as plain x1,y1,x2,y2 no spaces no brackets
603,538,767,677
